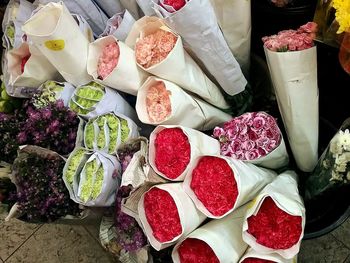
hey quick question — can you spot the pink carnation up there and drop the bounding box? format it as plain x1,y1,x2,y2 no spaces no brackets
146,81,172,123
213,112,281,161
97,42,120,79
135,29,177,68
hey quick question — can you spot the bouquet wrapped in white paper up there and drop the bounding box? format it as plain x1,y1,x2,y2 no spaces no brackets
212,112,289,170
263,22,319,172
209,0,251,76
126,16,229,109
120,0,142,19
2,0,34,50
149,125,220,181
138,183,206,250
87,35,148,96
136,0,156,16
239,248,295,263
93,0,124,18
6,43,61,88
136,77,231,130
71,14,94,43
99,10,136,42
35,80,75,107
22,2,92,86
183,155,276,219
64,150,121,207
83,112,139,154
69,81,137,120
172,205,249,263
242,171,306,259
153,0,247,96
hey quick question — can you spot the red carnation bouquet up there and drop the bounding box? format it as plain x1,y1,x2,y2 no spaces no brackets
149,125,220,181
172,205,248,263
183,155,276,218
138,183,206,251
213,112,289,170
242,171,305,259
239,247,295,263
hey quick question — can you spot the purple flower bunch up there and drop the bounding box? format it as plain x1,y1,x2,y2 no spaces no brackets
262,22,318,52
213,112,282,161
115,186,147,251
13,148,80,222
17,99,79,155
117,141,142,173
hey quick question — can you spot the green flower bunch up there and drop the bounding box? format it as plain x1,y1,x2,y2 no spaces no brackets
80,158,99,202
64,148,88,187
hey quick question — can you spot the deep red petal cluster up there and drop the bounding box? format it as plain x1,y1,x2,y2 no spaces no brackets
242,258,276,263
163,0,186,10
247,197,302,250
178,238,219,263
154,128,191,179
144,188,182,242
190,156,238,216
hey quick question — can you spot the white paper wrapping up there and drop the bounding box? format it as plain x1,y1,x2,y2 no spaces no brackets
153,0,247,96
99,11,136,42
76,151,121,206
93,0,124,18
114,111,140,144
38,80,75,106
87,35,147,96
136,0,156,16
138,183,207,251
136,77,231,130
264,47,319,172
33,0,109,36
209,0,251,77
2,0,34,50
183,155,276,219
242,171,306,259
7,42,61,88
149,125,220,181
246,137,289,170
72,14,94,42
120,0,142,19
22,2,92,86
239,248,295,263
172,205,249,263
126,17,229,109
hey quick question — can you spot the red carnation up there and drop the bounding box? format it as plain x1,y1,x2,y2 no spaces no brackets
247,197,302,250
144,188,182,242
178,238,219,263
163,0,186,11
154,128,190,179
190,156,238,217
242,258,276,263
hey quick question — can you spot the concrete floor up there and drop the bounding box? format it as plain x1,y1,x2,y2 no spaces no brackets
1,205,350,263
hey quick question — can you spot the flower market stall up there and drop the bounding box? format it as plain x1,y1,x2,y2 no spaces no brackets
0,0,350,262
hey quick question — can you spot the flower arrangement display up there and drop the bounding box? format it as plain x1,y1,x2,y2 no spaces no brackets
35,80,75,108
11,145,80,222
242,171,305,259
172,205,248,263
83,112,138,154
177,238,219,263
64,151,121,206
263,22,318,51
305,118,350,200
129,17,229,109
183,155,276,218
263,22,319,172
136,77,231,130
87,36,148,96
213,112,288,169
149,125,220,181
97,42,120,80
135,29,178,68
138,183,206,250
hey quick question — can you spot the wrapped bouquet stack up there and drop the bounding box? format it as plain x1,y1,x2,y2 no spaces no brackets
1,0,335,262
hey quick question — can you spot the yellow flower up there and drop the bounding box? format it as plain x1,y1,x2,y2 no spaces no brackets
333,0,350,33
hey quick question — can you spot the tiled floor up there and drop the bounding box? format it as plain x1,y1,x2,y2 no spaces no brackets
1,205,350,263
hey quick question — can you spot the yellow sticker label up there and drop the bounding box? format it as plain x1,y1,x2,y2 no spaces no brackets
45,39,65,51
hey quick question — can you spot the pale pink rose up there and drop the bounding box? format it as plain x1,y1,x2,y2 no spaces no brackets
241,140,255,151
256,137,269,147
213,127,225,138
97,42,120,79
146,81,172,122
265,139,278,152
253,116,266,130
244,149,260,160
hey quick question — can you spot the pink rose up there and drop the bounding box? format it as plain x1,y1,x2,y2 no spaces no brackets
253,116,266,130
213,127,225,138
244,149,260,160
230,140,242,152
241,140,255,151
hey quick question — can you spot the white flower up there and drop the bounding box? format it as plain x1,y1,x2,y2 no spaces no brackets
335,153,348,165
338,129,350,151
330,170,343,181
323,160,330,169
335,163,347,173
330,133,342,155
